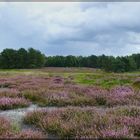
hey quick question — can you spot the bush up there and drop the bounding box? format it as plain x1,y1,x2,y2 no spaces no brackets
16,129,45,138
0,97,30,110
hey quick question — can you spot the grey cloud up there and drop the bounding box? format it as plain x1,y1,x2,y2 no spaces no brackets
0,2,140,56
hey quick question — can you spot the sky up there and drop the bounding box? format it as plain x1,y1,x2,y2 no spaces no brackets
0,2,140,56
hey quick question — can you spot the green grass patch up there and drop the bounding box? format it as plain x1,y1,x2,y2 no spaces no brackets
73,73,132,89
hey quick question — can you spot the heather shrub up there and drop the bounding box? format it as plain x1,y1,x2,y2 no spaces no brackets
70,96,96,106
59,108,95,122
1,73,140,138
0,117,18,138
75,128,102,139
40,115,62,136
24,105,140,138
95,96,107,105
0,117,12,136
73,86,108,106
44,91,71,106
45,98,70,106
106,107,140,137
0,97,30,110
24,109,48,125
0,88,21,98
24,108,97,137
117,116,140,137
38,110,92,137
101,127,130,139
0,83,11,88
16,129,45,138
52,76,64,84
0,117,46,138
107,86,135,106
23,90,46,104
25,108,122,138
0,75,138,107
44,90,97,107
133,78,140,90
108,106,140,117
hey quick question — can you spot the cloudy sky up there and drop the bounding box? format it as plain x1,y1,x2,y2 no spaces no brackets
0,2,140,56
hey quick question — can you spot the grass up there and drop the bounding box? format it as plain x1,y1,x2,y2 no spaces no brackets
74,73,132,89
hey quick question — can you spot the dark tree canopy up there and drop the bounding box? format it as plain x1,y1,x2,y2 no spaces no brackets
45,54,140,73
0,47,139,73
0,48,46,69
17,48,28,68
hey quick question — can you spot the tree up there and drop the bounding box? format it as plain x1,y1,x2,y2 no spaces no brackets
86,55,98,68
112,57,126,72
0,48,17,68
127,56,137,71
0,48,46,69
0,47,138,72
103,56,115,72
131,54,140,69
65,55,78,67
97,55,107,69
27,48,46,68
17,48,28,68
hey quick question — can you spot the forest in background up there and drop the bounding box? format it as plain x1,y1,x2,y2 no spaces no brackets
0,48,140,73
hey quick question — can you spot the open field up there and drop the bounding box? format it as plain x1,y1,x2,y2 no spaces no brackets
0,67,140,138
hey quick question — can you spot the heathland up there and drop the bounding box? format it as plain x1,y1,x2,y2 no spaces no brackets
0,68,139,138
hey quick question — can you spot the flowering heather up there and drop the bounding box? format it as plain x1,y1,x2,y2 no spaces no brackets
0,74,138,107
47,91,70,100
37,108,98,138
66,85,135,106
0,88,21,98
24,109,48,125
24,108,115,138
0,74,137,106
0,117,16,138
15,76,49,90
45,91,72,106
117,116,140,137
101,127,130,138
0,97,30,110
107,86,136,106
16,129,45,138
0,76,50,91
20,83,140,106
24,106,140,138
119,116,140,127
110,86,134,97
107,106,140,117
82,86,108,105
52,76,64,84
53,85,107,106
0,68,140,138
0,117,46,138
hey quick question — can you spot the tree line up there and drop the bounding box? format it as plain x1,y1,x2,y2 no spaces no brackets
0,48,46,68
45,54,140,73
0,48,140,73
